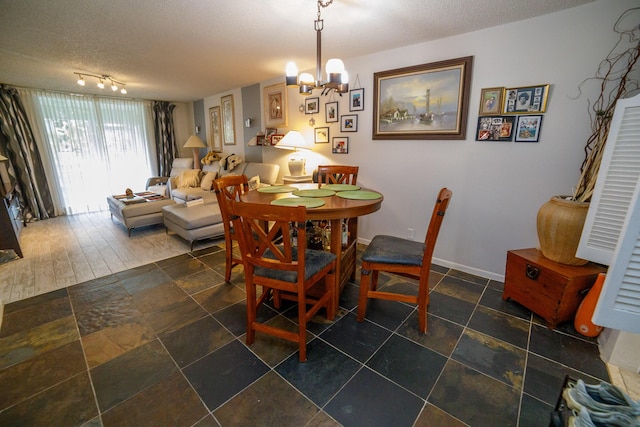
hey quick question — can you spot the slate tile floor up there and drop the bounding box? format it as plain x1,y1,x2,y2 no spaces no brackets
0,244,610,426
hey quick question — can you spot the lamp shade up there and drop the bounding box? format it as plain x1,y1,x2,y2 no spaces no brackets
276,131,312,150
183,135,206,148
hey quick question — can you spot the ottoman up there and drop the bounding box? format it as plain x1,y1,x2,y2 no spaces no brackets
162,203,225,250
107,196,175,236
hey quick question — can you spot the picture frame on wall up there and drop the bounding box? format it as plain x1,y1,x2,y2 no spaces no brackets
263,83,288,127
325,101,338,122
208,106,222,152
341,114,358,132
373,56,473,140
305,97,320,114
475,116,515,141
221,94,236,145
315,127,329,143
514,115,543,142
265,127,277,144
503,84,549,114
270,134,284,146
256,135,267,146
332,137,349,154
479,87,504,116
349,88,364,111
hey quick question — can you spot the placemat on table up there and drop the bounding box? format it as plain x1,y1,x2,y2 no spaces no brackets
257,185,298,193
335,190,382,200
322,184,360,191
292,189,336,198
270,197,326,208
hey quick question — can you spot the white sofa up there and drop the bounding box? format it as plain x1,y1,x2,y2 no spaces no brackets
168,160,279,204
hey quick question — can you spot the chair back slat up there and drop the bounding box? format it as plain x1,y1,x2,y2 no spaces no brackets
229,200,307,279
421,188,452,273
317,165,359,185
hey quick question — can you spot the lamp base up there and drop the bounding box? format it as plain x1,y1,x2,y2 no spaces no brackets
288,159,305,177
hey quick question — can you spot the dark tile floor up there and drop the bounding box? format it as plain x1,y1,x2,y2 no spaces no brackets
0,244,610,426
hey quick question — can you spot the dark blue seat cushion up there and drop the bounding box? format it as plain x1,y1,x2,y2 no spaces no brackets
255,248,336,283
361,235,424,266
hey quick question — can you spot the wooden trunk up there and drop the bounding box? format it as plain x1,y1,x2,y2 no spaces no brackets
502,248,606,328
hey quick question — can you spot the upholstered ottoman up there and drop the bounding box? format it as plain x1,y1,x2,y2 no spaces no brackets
107,196,176,236
162,203,225,250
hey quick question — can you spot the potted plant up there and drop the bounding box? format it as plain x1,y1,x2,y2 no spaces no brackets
537,7,640,265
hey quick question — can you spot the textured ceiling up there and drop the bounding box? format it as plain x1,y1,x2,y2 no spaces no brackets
0,0,595,102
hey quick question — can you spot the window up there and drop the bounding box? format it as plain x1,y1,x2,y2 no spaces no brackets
32,92,155,214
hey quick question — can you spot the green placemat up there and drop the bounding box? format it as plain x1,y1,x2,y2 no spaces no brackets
322,184,360,191
335,190,382,200
292,189,336,198
271,197,326,208
257,185,298,193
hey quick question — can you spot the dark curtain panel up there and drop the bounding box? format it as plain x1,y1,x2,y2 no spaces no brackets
0,85,54,221
152,101,177,176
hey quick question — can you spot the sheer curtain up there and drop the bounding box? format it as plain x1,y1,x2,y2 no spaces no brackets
21,90,156,214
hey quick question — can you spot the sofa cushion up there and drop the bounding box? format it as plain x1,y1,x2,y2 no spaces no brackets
200,171,217,190
177,170,201,188
162,203,222,230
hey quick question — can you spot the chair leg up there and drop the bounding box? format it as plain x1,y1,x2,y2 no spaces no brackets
246,281,257,345
298,294,307,362
357,266,372,322
417,282,429,333
325,273,336,320
224,237,233,282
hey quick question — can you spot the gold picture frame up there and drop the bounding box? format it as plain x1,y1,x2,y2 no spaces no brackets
209,106,222,152
479,87,504,116
263,83,288,127
503,84,550,114
221,94,236,145
373,56,473,140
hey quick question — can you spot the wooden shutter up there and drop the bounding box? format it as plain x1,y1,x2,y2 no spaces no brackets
577,94,640,265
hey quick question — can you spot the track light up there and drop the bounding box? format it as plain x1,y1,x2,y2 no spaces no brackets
74,72,128,95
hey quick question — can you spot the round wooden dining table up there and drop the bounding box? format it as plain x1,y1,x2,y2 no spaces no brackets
240,183,384,305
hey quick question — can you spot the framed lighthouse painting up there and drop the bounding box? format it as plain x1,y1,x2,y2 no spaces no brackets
372,56,473,140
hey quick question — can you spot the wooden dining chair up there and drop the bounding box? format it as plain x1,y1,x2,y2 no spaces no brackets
357,188,452,333
212,175,249,282
316,165,359,185
228,199,337,362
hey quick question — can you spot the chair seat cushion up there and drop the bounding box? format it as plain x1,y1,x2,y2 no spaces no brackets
255,249,336,283
361,235,425,266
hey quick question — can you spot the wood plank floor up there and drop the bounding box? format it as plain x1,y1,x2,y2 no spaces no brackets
0,211,223,305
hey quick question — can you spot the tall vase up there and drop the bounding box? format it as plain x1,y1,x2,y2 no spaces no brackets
574,273,606,337
536,196,589,266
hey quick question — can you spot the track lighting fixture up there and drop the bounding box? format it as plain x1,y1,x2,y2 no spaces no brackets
74,72,128,95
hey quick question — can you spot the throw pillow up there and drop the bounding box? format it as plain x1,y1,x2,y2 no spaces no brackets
200,171,217,191
248,175,261,190
177,170,201,188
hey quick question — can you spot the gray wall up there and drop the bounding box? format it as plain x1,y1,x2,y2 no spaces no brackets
241,83,262,163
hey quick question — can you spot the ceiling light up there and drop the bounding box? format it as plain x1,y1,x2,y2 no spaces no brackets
73,72,128,95
285,0,349,96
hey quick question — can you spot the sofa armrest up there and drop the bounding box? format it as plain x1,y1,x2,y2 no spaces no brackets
146,176,169,188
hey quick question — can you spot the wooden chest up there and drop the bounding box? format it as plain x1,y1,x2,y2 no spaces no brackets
502,248,606,328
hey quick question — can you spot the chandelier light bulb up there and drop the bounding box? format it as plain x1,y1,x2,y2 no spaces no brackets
325,58,345,75
299,73,314,85
286,61,299,86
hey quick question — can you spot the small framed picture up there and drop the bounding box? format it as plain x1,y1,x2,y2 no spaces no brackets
270,134,284,145
515,115,543,142
256,135,267,146
475,116,515,142
504,84,549,114
349,88,364,112
315,127,329,143
479,87,504,116
265,127,276,143
332,137,349,154
325,101,338,122
305,97,320,114
340,114,358,132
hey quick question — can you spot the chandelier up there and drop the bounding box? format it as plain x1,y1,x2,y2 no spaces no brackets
74,72,127,94
285,0,348,96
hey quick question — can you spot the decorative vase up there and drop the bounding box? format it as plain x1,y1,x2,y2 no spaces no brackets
536,196,589,266
574,273,605,337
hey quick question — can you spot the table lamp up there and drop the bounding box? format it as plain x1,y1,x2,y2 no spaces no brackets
183,135,207,169
275,131,312,176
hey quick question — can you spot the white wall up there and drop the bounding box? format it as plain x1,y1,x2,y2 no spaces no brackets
202,0,637,281
173,101,196,159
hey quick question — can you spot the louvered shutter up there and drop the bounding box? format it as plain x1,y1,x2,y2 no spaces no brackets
577,94,640,265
